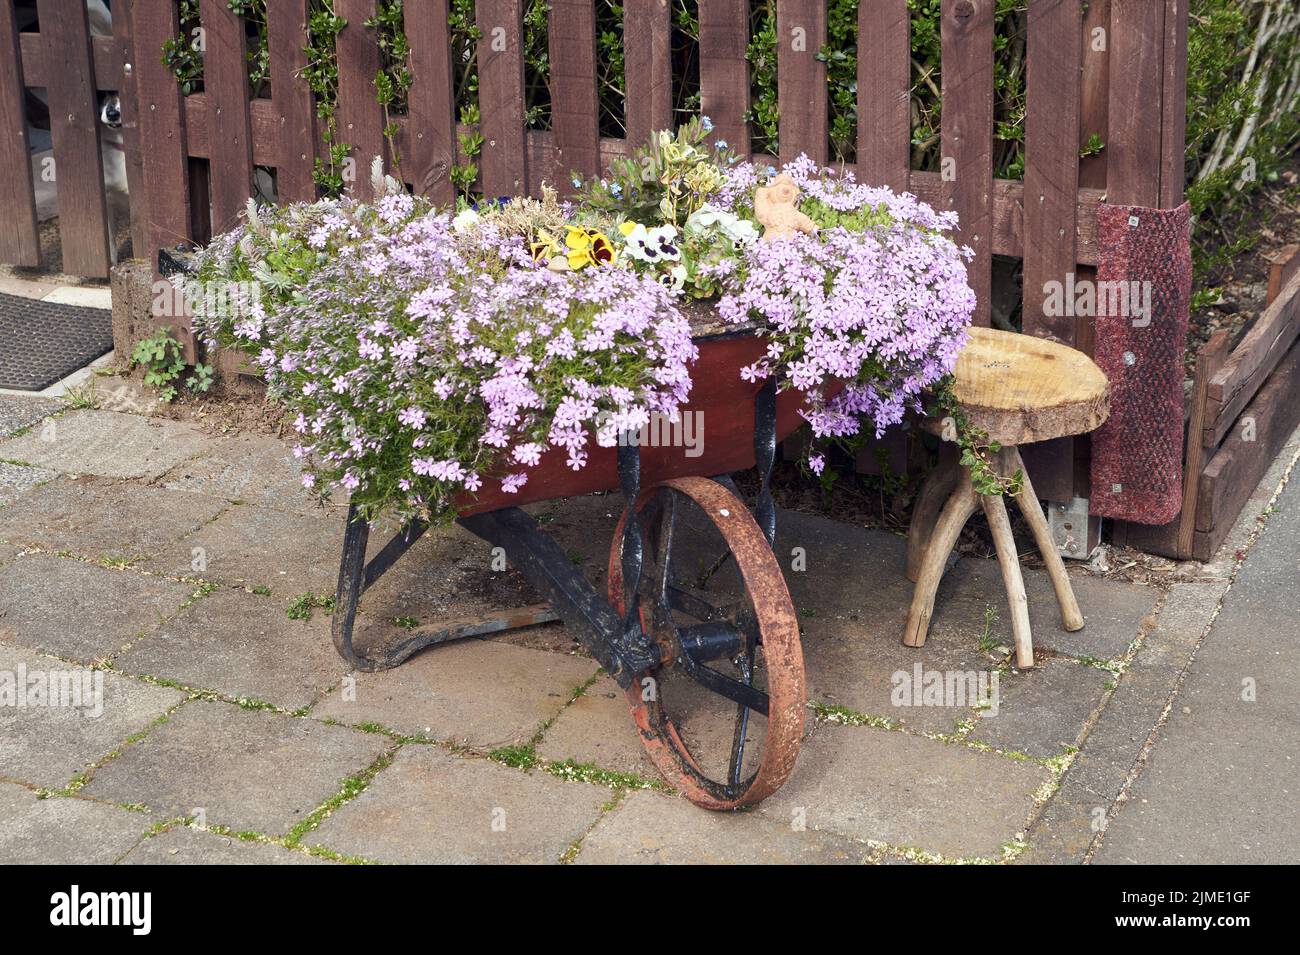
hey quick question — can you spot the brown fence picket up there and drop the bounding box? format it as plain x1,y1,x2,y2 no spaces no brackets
1023,0,1081,345
268,0,318,203
1159,0,1188,208
199,0,254,231
698,0,750,157
856,0,910,192
37,0,111,278
939,0,994,327
335,0,387,197
476,0,528,197
776,0,826,165
549,0,600,193
1106,0,1164,207
0,0,40,266
404,0,457,204
623,0,673,150
130,0,192,260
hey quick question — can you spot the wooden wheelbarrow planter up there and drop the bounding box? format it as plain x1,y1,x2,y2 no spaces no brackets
330,318,828,810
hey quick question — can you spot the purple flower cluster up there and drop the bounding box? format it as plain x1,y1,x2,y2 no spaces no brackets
717,156,975,441
187,193,696,527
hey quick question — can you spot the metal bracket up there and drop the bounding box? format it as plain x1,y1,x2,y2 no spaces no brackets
1047,497,1092,560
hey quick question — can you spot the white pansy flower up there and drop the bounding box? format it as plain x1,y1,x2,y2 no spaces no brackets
622,223,681,264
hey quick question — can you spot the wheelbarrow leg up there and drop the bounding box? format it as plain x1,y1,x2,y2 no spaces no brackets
331,504,559,672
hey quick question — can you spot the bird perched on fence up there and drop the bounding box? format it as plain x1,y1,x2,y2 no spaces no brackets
754,173,819,242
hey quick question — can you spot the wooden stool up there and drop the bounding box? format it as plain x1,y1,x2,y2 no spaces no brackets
904,328,1110,668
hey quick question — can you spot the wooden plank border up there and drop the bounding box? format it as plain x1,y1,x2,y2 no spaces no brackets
856,0,910,193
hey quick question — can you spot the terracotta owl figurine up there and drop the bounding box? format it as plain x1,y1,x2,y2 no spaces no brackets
754,173,819,242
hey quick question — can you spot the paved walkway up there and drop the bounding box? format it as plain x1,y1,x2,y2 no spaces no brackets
0,393,1292,864
1093,468,1300,864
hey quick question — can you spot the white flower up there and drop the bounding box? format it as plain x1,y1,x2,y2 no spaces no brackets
622,223,681,263
686,203,759,245
452,208,481,233
658,264,688,294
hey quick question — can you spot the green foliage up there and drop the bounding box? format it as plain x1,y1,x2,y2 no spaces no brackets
130,328,186,403
928,376,1023,498
286,591,336,621
1184,0,1300,281
574,116,736,227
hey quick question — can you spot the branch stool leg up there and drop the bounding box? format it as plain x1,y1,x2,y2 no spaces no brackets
1008,447,1084,632
906,447,961,582
903,477,978,648
981,491,1034,668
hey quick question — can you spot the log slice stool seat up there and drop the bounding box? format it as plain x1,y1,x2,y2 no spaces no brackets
904,327,1111,668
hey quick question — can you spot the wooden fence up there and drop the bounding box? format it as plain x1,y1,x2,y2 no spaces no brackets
12,0,1290,561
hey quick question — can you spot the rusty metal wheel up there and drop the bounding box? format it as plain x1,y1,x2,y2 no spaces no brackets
608,476,805,810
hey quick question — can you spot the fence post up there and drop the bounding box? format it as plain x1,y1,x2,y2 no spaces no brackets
405,0,457,204
37,0,112,277
699,0,750,158
199,0,254,232
776,0,826,165
939,0,995,328
476,0,528,197
623,0,674,149
335,0,387,197
268,0,319,203
856,0,910,193
549,0,600,194
0,0,40,266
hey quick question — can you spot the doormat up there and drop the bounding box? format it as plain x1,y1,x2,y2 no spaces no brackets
0,291,113,392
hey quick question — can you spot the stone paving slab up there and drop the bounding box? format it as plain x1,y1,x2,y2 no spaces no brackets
115,590,348,711
1094,474,1300,865
0,409,213,480
574,789,869,864
536,675,658,777
0,395,59,439
120,826,330,865
310,745,608,863
1019,582,1222,863
0,460,57,508
0,783,150,864
158,433,319,514
81,699,389,836
0,477,227,560
313,638,599,746
0,554,197,661
755,724,1050,859
144,503,343,596
0,644,186,789
969,657,1114,759
933,560,1158,662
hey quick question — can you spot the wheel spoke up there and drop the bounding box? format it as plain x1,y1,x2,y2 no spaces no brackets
728,650,756,786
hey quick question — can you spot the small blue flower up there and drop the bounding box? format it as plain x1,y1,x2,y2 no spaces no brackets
609,183,623,197
715,139,728,150
700,116,714,132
